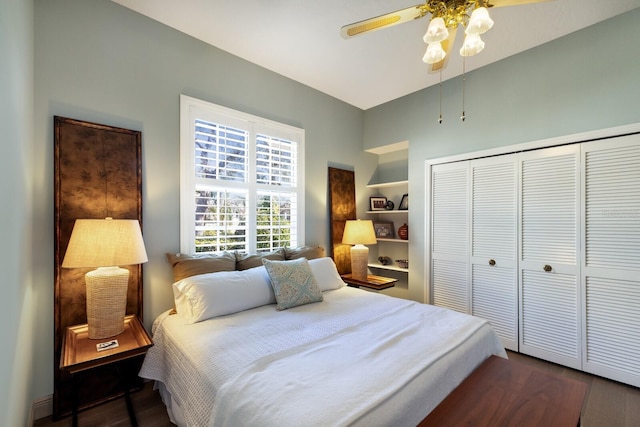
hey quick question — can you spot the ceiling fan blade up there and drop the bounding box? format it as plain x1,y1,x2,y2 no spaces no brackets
486,0,554,7
429,26,458,73
340,4,426,39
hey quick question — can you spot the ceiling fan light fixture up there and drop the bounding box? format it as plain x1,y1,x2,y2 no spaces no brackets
465,7,494,35
460,33,485,56
423,17,449,43
423,42,446,64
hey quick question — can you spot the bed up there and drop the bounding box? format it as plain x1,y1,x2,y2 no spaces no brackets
139,254,506,426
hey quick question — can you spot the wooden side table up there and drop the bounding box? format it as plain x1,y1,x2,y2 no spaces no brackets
60,315,153,427
341,274,398,290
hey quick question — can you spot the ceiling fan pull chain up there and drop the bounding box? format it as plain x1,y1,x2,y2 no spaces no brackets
438,69,443,124
461,54,466,122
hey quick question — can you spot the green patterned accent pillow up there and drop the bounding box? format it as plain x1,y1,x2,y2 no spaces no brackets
262,258,323,310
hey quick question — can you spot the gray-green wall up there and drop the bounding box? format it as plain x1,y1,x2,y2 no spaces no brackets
0,0,35,425
363,8,640,302
32,0,371,410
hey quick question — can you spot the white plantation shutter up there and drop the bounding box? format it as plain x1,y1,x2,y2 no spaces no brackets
256,134,296,187
519,145,581,368
582,135,640,384
256,191,297,251
194,188,247,252
181,95,305,254
431,162,469,313
195,120,248,182
470,156,518,350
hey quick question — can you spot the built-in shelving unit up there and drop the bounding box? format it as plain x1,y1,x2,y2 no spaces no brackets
376,238,408,243
366,179,409,274
366,180,408,189
365,210,408,215
366,263,409,273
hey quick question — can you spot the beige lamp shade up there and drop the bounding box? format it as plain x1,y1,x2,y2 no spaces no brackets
62,218,147,339
342,219,377,246
62,218,148,268
342,220,377,281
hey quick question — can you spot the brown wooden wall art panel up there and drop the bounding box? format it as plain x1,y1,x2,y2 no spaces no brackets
53,116,142,418
328,167,356,275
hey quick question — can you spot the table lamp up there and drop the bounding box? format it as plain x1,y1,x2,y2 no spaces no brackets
342,219,377,281
62,218,148,339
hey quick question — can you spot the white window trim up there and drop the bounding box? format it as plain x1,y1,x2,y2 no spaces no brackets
180,94,305,253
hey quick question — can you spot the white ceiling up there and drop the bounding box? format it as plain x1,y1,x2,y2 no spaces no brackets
112,0,640,110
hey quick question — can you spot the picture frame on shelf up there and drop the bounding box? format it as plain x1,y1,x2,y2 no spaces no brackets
370,196,388,211
398,194,409,210
373,221,394,238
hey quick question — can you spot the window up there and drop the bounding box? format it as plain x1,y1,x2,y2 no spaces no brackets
180,95,305,254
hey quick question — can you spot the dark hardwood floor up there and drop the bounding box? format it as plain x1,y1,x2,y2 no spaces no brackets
33,381,173,427
34,351,640,426
506,351,640,427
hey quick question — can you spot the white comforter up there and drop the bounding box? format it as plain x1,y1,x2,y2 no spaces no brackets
140,286,505,427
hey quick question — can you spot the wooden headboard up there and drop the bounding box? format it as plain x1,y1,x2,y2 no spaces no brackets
53,116,142,418
328,167,356,274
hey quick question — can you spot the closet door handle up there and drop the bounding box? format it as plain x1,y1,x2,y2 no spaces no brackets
489,259,496,266
543,264,552,272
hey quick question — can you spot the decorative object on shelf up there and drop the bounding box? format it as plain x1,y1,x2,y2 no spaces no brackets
399,194,409,210
370,196,388,211
398,223,409,240
385,200,395,210
396,259,409,269
342,219,377,281
378,256,392,265
62,218,148,339
373,221,394,239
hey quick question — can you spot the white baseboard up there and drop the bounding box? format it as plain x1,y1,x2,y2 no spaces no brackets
31,395,53,424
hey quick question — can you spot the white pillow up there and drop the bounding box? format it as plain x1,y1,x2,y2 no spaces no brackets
308,257,345,292
172,266,276,323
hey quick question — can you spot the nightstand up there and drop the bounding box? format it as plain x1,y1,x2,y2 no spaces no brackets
60,314,153,427
341,274,398,290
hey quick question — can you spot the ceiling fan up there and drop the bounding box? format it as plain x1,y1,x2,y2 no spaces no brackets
341,0,553,73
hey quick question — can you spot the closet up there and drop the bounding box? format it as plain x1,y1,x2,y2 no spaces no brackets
427,129,640,386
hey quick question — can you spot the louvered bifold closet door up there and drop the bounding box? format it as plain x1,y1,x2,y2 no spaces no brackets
519,145,581,369
470,156,518,351
431,161,469,313
582,134,640,387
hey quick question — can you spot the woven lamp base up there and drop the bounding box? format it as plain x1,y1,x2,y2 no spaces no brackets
85,266,129,339
350,244,369,281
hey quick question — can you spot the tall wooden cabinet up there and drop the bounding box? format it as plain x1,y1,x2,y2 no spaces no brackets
428,130,640,386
